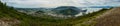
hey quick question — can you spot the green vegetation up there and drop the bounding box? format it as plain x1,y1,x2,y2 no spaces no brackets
59,8,77,15
0,1,111,26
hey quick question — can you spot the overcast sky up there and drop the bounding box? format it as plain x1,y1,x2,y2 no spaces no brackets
1,0,120,8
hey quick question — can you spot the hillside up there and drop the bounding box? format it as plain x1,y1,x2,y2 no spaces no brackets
0,1,30,26
94,7,120,26
0,1,112,26
0,1,63,26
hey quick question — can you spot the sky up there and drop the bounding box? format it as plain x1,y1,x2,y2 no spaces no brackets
1,0,120,8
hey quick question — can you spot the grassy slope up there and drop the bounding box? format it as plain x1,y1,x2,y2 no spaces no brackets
73,9,112,26
69,9,111,26
0,1,111,26
94,7,120,26
0,1,63,26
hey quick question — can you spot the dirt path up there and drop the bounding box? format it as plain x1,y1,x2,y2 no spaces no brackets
94,7,120,26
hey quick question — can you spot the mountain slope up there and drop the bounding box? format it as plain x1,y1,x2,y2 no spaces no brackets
0,1,21,26
0,1,63,26
0,1,112,26
1,1,83,26
94,7,120,26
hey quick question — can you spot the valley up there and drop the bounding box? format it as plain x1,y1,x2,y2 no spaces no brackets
0,1,117,26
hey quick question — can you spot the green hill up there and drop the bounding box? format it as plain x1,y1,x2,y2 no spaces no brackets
0,1,63,26
0,1,111,26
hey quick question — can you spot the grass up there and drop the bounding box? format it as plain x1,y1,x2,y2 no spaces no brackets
72,9,111,26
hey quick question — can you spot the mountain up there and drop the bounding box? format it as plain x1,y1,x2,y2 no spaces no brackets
52,6,87,17
15,6,88,17
0,1,63,26
89,6,113,8
0,1,113,26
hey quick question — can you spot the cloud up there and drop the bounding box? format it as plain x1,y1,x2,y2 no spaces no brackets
1,0,120,8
